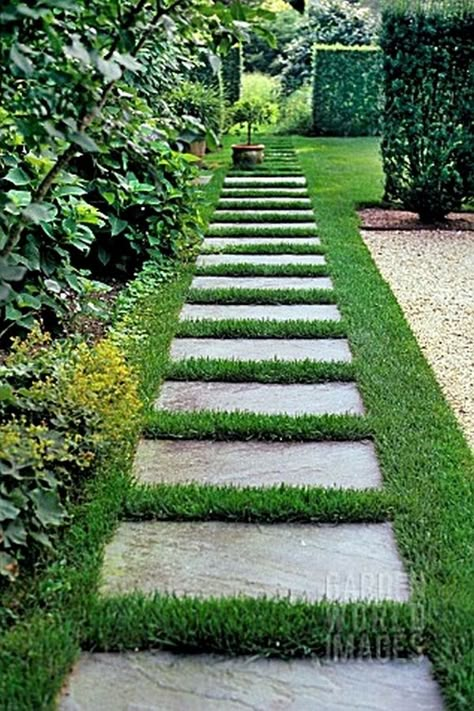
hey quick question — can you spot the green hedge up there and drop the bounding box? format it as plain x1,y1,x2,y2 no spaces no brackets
381,5,474,221
312,44,383,137
221,45,242,104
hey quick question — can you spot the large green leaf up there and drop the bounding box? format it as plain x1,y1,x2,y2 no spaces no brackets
30,489,66,527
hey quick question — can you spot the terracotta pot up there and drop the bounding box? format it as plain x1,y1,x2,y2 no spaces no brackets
232,144,265,168
188,139,207,164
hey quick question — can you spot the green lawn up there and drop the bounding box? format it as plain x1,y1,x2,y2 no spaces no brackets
1,137,472,710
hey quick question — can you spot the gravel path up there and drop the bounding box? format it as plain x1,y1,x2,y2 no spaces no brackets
362,229,474,449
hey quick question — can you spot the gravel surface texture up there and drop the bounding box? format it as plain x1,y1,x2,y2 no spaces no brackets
362,229,474,449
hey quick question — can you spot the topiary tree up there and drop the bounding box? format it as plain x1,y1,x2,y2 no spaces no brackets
231,97,278,144
381,1,474,221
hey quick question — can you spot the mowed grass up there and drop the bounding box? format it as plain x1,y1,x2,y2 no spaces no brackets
291,136,474,708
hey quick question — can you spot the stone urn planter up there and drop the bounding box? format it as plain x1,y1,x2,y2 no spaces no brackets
232,143,265,169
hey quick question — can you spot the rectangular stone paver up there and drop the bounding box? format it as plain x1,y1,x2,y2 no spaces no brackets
224,177,306,185
218,197,312,205
210,222,316,231
155,381,364,416
190,276,333,291
100,521,409,601
134,439,381,489
214,209,314,218
61,654,443,711
222,187,308,194
180,303,341,322
197,253,326,266
170,337,351,363
202,237,320,248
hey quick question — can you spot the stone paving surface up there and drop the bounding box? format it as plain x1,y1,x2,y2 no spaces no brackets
197,253,326,266
210,222,317,231
219,197,312,204
190,275,333,291
61,146,444,709
134,439,381,488
61,653,443,711
214,209,315,217
100,521,409,601
203,236,321,247
180,303,341,322
155,380,365,416
170,337,351,363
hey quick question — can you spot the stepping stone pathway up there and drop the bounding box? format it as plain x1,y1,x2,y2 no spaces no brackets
62,141,443,709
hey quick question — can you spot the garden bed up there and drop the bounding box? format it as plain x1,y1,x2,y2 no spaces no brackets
359,208,474,232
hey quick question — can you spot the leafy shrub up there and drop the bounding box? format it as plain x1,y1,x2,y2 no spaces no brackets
222,46,243,104
276,85,313,136
241,72,281,105
381,3,474,221
0,0,255,341
312,44,383,136
167,79,224,148
272,0,380,94
0,328,140,581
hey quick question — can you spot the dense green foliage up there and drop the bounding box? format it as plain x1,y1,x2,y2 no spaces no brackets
0,0,265,341
246,0,379,94
0,328,140,580
167,79,224,148
221,45,243,104
312,45,383,136
380,3,473,220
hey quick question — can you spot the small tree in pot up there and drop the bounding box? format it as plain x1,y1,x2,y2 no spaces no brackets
230,97,278,167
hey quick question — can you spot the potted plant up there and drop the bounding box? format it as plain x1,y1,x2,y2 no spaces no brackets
167,80,223,164
230,97,278,168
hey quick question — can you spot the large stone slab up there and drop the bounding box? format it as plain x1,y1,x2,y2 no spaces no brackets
210,222,316,231
99,521,409,601
170,337,351,363
214,209,314,218
224,177,306,185
221,188,309,196
222,187,308,194
155,381,364,416
134,439,381,489
190,276,333,291
61,654,443,711
197,253,326,266
218,197,311,205
180,303,341,322
202,237,320,248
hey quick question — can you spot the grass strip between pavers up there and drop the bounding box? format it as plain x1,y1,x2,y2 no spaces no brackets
186,287,336,305
207,226,318,237
167,358,356,384
200,242,326,255
125,483,392,523
211,212,314,223
176,319,346,339
221,190,309,198
195,264,328,277
223,181,306,188
84,595,425,659
218,201,312,209
144,410,371,442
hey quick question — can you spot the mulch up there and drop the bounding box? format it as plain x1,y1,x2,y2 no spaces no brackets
359,208,474,232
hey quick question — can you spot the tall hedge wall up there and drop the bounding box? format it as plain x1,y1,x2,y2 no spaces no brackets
312,44,383,136
222,45,243,104
381,6,473,221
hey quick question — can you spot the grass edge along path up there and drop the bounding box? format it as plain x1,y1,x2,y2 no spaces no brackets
292,136,474,709
0,163,227,710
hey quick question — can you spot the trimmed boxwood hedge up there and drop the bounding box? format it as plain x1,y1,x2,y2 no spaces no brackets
222,45,243,105
381,4,474,221
312,44,383,137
